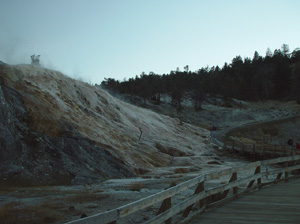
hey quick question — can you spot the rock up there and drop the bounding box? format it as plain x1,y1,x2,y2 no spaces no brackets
80,213,88,218
85,203,98,208
207,160,221,165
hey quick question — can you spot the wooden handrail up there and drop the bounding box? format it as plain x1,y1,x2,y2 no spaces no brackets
227,142,298,154
205,161,261,181
65,155,300,224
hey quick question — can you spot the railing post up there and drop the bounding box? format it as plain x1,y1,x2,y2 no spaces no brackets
247,164,261,189
182,181,204,217
221,171,237,199
272,146,276,158
285,161,289,182
242,144,245,157
256,165,262,188
157,197,172,224
276,172,282,181
232,172,238,195
252,144,256,161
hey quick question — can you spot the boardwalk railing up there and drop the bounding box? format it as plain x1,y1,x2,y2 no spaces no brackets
224,142,300,158
66,155,300,224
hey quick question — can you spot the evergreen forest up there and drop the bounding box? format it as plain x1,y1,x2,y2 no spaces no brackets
101,44,300,111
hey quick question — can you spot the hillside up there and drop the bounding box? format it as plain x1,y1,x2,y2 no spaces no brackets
2,63,300,223
0,63,213,186
116,92,300,146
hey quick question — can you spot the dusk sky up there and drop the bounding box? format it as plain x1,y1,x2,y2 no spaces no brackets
1,0,299,84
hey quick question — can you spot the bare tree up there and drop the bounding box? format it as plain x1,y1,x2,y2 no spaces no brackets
281,44,290,57
266,47,273,57
184,65,189,73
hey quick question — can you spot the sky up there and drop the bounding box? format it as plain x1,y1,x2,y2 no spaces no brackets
1,0,300,84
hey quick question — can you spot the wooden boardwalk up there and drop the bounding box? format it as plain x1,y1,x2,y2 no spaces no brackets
189,178,300,224
66,156,300,224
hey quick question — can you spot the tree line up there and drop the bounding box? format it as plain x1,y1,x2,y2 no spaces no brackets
100,44,300,111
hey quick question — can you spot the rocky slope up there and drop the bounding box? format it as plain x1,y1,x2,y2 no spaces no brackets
0,63,209,186
118,92,300,146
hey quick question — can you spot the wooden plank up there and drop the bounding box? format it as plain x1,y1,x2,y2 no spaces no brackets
221,172,238,199
189,178,300,224
66,176,204,224
206,173,262,197
255,166,261,187
144,192,206,224
283,164,300,173
66,156,300,224
261,155,300,166
206,184,261,212
262,164,300,178
206,161,261,181
177,207,207,224
232,172,238,195
118,175,205,217
157,197,172,224
182,181,204,217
